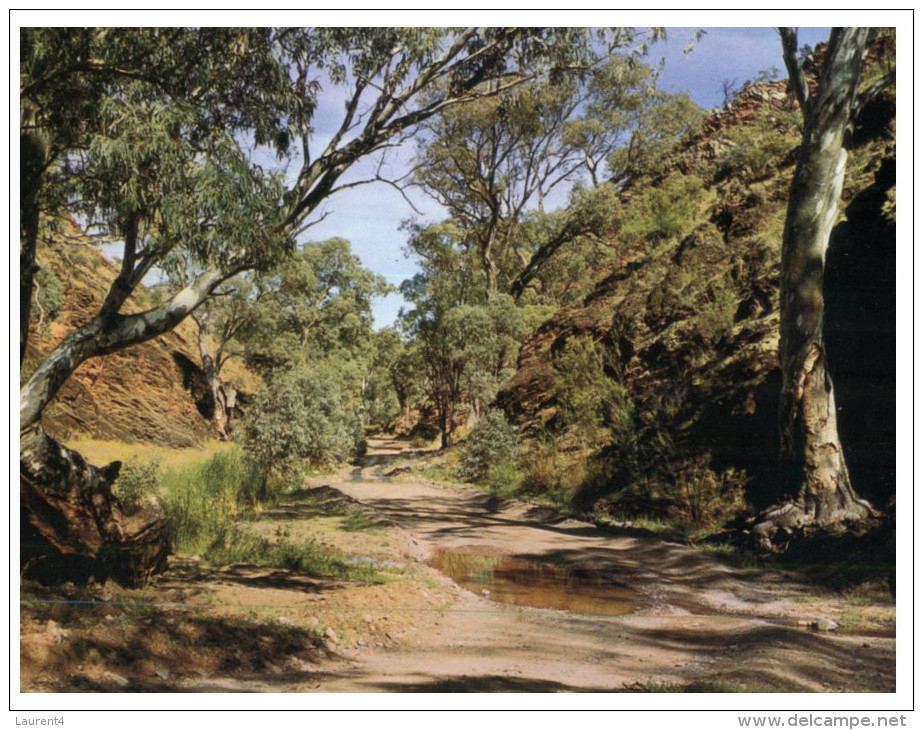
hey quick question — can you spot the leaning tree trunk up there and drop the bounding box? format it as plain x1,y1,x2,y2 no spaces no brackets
20,270,231,584
756,28,876,550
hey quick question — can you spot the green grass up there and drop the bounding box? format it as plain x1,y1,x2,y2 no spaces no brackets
157,449,381,582
340,513,380,532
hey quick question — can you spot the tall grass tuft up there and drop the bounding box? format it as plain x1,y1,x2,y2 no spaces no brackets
159,448,379,581
160,448,270,555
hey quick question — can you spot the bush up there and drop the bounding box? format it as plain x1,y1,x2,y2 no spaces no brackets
239,364,363,481
114,458,161,515
692,273,739,345
459,409,520,483
667,455,748,528
714,110,801,183
620,173,707,246
552,339,636,446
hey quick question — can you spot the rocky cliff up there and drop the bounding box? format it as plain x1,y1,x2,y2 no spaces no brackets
23,222,217,447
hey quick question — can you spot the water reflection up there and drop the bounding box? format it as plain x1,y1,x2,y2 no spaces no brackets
428,548,639,615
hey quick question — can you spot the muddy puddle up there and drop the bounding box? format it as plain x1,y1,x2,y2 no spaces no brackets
428,547,640,615
350,454,402,483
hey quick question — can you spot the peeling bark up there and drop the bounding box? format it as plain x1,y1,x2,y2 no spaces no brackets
760,28,877,547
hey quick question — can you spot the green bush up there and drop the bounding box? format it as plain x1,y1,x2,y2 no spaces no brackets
239,364,363,481
552,339,636,443
714,110,801,183
114,458,161,515
459,409,520,483
620,173,706,246
692,273,739,345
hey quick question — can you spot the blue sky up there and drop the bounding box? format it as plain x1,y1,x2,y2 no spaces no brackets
299,27,832,329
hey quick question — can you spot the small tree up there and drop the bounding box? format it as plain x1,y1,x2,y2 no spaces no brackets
240,364,362,481
460,409,520,483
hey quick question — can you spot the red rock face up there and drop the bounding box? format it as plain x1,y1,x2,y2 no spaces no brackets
24,227,214,447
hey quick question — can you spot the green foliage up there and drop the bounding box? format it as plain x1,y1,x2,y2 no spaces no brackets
714,109,802,183
552,339,635,446
239,363,364,477
459,409,520,483
362,328,405,429
113,459,160,515
401,226,532,444
32,264,65,328
485,459,524,496
693,272,740,345
243,239,390,375
620,173,707,245
603,88,705,185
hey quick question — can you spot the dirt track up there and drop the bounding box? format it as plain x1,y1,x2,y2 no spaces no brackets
20,439,896,693
271,439,896,692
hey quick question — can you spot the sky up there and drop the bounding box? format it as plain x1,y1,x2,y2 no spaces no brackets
298,26,833,329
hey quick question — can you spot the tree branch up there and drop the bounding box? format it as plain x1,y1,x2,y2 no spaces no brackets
779,27,811,115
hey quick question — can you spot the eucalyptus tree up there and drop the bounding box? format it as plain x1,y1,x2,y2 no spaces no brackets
409,51,701,302
240,238,390,377
20,26,617,582
752,27,895,549
400,221,532,447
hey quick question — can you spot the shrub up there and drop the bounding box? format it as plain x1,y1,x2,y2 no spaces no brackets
552,339,636,446
114,458,160,515
692,273,739,345
714,110,801,183
667,454,748,528
239,364,363,482
459,409,520,483
620,173,707,246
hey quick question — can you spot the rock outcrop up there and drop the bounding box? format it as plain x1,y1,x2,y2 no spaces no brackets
23,223,215,447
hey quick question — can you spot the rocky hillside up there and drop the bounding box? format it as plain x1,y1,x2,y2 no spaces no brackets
23,222,220,447
498,74,895,514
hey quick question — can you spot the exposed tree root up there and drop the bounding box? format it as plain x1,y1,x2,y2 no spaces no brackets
20,425,170,587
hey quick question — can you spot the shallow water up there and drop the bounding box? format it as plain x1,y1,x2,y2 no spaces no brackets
428,547,639,616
